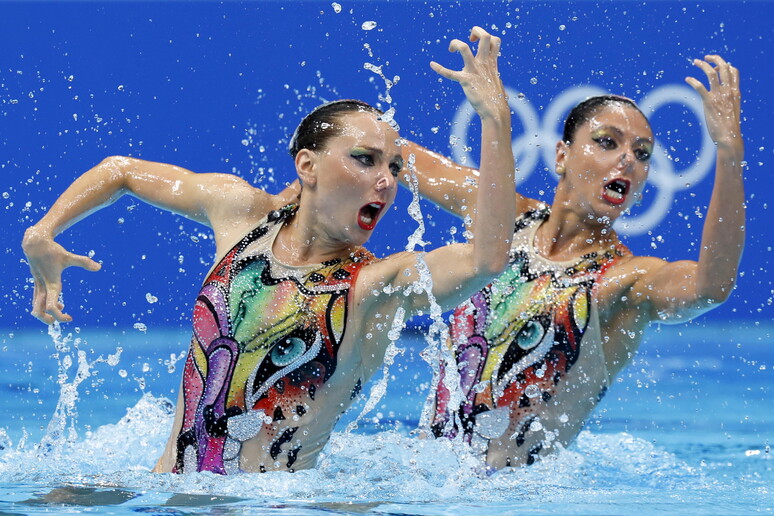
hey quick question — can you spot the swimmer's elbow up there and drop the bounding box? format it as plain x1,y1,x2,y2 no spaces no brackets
99,155,136,169
473,255,510,281
477,245,512,277
697,277,737,306
97,155,130,181
486,258,510,278
696,290,732,308
97,156,145,195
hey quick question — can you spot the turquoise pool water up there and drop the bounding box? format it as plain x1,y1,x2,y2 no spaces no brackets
0,323,770,514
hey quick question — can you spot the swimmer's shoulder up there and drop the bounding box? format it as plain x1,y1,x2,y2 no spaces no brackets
200,174,279,218
198,173,290,252
521,197,546,214
596,254,671,315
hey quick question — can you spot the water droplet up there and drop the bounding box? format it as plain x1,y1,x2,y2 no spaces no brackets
107,348,122,366
530,77,538,85
525,384,540,398
361,21,377,31
331,2,342,13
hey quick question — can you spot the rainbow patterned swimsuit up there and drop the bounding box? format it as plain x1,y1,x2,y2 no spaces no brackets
174,204,373,474
430,206,628,465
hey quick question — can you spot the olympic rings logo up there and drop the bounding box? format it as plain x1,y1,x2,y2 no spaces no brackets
449,85,714,235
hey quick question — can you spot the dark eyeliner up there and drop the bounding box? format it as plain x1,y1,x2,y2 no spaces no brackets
351,151,374,166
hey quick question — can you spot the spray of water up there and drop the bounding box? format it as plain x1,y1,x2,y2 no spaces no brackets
37,321,122,459
356,51,469,450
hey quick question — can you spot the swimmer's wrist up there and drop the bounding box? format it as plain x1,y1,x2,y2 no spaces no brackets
715,139,744,156
477,103,511,124
22,225,55,249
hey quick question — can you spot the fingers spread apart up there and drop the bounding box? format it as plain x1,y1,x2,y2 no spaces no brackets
686,54,741,98
469,26,501,57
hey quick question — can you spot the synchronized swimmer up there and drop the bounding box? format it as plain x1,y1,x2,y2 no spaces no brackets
23,28,516,473
403,37,744,470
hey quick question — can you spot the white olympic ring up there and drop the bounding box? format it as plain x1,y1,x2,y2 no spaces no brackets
449,84,713,235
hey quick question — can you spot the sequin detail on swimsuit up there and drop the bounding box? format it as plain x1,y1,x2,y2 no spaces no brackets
174,204,373,474
431,207,628,451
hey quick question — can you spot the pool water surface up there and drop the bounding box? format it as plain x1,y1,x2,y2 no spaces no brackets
0,323,770,515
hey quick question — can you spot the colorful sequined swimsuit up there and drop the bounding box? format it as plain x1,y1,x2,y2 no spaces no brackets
173,204,373,474
430,206,629,466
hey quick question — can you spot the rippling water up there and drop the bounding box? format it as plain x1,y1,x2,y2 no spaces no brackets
0,325,770,514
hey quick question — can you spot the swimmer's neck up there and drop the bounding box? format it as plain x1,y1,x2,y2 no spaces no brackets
534,200,620,261
273,207,359,266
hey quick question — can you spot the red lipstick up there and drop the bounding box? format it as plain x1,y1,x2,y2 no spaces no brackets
357,202,385,231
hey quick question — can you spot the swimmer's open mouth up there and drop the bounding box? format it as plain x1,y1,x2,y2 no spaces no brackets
602,178,630,205
358,202,385,231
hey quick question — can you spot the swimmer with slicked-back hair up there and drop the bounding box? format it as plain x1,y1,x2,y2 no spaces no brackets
401,47,744,471
22,27,517,473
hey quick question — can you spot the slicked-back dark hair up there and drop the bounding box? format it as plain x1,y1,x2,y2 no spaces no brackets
562,95,649,144
288,99,384,158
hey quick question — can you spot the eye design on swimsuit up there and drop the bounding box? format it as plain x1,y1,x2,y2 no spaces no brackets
249,326,322,404
515,319,547,351
271,335,308,367
495,314,555,399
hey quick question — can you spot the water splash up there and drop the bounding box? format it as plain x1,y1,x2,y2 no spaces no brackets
0,395,709,507
0,393,172,480
335,51,410,431
403,152,428,251
345,308,406,434
36,322,123,461
363,61,400,133
400,154,466,434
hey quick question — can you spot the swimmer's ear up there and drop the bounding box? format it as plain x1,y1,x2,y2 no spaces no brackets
295,148,318,188
555,140,568,176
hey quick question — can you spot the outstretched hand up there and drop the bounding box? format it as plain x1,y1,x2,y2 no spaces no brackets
431,26,508,121
685,55,742,154
22,228,101,324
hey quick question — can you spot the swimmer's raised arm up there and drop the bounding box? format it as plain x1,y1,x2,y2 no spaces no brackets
22,157,282,324
628,55,745,322
400,142,536,221
399,47,538,221
359,27,515,314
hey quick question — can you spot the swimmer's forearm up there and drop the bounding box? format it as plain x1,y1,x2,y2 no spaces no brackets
399,141,478,219
469,112,516,275
695,143,745,303
29,156,224,241
29,156,136,238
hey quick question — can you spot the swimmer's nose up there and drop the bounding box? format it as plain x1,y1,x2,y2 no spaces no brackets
618,151,633,169
375,170,395,192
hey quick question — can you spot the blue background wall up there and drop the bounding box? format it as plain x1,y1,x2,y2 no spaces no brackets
1,1,771,332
